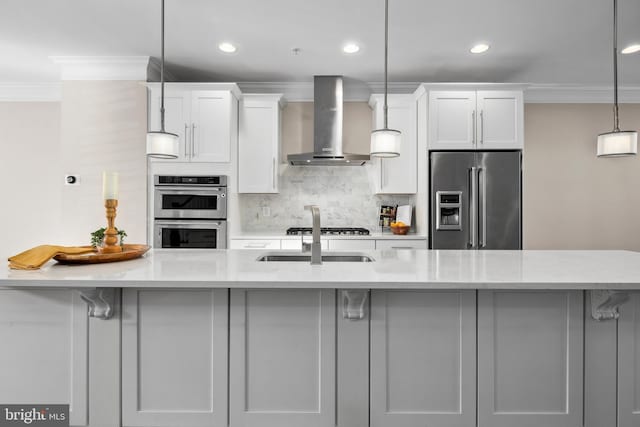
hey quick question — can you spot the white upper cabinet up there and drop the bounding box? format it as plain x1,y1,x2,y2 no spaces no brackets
147,84,239,163
190,91,234,162
238,94,283,193
369,94,417,194
428,91,476,150
428,89,523,150
476,91,523,149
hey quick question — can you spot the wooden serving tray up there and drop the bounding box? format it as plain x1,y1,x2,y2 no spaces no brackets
53,244,150,265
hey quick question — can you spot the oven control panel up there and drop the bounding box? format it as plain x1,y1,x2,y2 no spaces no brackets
155,175,227,186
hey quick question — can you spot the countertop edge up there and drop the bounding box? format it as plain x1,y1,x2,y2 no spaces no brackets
2,281,640,290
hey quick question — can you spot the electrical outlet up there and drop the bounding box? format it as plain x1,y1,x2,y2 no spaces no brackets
64,174,80,185
261,206,271,217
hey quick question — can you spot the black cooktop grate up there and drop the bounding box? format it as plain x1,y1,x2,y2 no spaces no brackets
286,227,370,236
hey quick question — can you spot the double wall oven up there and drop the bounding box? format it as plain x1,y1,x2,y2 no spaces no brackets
153,175,227,249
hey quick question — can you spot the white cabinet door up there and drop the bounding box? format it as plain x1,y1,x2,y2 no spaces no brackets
618,292,640,427
0,290,89,426
239,95,282,193
375,239,427,250
229,239,281,250
477,291,583,427
327,239,375,251
428,91,476,150
191,91,233,163
370,94,417,194
281,239,329,250
476,91,523,149
122,290,228,427
148,89,191,161
230,289,336,427
370,291,476,427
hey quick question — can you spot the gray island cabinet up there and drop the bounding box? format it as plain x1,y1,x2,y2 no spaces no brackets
1,249,640,427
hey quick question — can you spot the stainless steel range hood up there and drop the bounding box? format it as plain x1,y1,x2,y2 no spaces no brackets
288,76,370,166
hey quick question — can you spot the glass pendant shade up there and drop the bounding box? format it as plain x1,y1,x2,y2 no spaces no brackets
597,130,638,157
146,131,179,159
370,128,401,158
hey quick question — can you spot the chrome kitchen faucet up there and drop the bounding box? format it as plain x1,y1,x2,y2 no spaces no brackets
302,205,322,265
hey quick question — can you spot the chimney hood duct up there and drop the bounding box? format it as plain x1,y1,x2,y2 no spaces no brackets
288,76,370,166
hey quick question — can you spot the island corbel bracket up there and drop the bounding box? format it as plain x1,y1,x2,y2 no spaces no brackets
76,288,115,320
342,290,369,320
590,289,629,321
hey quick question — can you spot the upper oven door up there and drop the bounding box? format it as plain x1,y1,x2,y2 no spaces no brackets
154,186,227,219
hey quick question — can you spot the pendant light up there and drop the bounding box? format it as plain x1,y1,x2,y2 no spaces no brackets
146,0,179,159
370,0,401,158
597,0,637,157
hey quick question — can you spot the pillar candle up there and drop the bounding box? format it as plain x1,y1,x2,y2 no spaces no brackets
102,171,119,200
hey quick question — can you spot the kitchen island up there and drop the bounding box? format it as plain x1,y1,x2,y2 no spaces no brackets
2,248,640,289
1,249,639,427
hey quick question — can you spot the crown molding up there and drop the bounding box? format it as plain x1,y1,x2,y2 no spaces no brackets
49,56,151,81
145,82,243,99
3,78,640,104
237,81,419,102
0,83,61,102
238,81,640,103
524,84,640,103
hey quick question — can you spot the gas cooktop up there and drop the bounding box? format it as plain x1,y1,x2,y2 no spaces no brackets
286,227,370,236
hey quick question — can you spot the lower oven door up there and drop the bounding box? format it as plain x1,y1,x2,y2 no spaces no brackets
153,220,227,249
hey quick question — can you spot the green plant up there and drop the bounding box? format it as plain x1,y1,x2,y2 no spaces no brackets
90,227,127,248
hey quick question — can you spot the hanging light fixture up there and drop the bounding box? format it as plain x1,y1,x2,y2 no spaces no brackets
597,0,637,157
370,0,401,158
146,0,179,159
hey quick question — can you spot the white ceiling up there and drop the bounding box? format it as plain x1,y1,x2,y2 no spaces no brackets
1,0,640,86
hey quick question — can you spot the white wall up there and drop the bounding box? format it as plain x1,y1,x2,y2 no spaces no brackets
59,81,148,246
0,81,148,260
523,104,640,251
0,102,62,259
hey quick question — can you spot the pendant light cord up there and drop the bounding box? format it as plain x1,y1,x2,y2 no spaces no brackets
160,0,166,133
613,0,620,132
383,0,389,130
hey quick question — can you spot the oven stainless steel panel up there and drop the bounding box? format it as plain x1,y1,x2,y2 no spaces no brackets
154,186,227,219
154,220,227,249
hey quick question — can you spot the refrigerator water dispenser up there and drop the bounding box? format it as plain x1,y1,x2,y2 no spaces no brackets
436,191,462,230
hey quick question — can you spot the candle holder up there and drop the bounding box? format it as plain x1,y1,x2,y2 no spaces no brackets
101,199,123,253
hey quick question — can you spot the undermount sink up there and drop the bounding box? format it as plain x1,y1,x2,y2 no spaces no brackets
256,252,374,263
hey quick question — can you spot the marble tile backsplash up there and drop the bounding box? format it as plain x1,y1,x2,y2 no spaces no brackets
239,164,414,233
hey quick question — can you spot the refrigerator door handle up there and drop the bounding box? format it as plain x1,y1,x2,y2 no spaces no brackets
469,167,477,248
479,167,487,248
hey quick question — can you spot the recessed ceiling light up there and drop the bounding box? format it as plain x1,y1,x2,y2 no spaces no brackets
343,43,360,54
621,44,640,54
218,42,237,53
470,43,490,54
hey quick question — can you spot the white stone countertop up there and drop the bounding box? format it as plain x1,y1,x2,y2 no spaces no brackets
231,231,428,240
2,249,640,290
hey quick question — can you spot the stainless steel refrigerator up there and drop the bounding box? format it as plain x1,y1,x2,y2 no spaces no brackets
430,151,522,249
